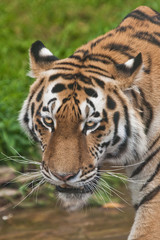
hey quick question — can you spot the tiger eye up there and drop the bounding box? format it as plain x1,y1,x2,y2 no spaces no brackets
86,121,95,127
43,117,53,126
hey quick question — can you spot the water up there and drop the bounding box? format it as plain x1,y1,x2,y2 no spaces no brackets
0,205,134,240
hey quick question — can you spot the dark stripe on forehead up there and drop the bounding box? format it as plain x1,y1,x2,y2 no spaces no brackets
92,77,105,89
52,83,66,93
49,74,61,81
85,69,113,79
132,31,160,47
84,88,98,98
84,54,118,65
52,67,73,71
87,64,110,74
50,72,93,85
102,43,135,58
68,82,82,91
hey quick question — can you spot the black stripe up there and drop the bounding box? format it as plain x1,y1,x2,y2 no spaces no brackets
84,54,118,65
141,162,160,191
102,43,134,58
86,98,95,111
131,89,138,105
112,136,121,146
124,105,131,137
84,87,98,98
123,9,160,26
37,118,46,128
49,74,61,81
50,72,93,85
25,78,44,122
87,64,110,74
91,36,109,49
154,32,160,37
53,67,73,71
107,95,116,110
116,25,134,33
113,89,131,137
42,106,49,112
102,109,108,123
148,134,160,150
52,83,66,93
76,73,93,85
118,138,128,154
85,69,112,79
56,62,82,68
48,98,57,105
69,55,82,61
113,111,120,137
31,102,35,117
97,134,102,138
139,89,153,134
36,102,43,116
24,112,29,124
101,141,110,148
130,146,160,178
96,125,106,131
132,31,160,47
92,77,105,89
36,87,44,102
143,53,152,74
135,185,160,210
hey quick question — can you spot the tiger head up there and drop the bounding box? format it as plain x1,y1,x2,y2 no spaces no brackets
19,41,147,210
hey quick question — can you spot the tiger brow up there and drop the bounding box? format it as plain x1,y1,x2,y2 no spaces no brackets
48,97,57,105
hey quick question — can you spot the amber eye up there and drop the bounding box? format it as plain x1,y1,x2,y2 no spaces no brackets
85,121,97,130
43,117,53,127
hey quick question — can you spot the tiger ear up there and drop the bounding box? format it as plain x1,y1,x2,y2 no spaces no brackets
29,40,59,78
115,53,143,89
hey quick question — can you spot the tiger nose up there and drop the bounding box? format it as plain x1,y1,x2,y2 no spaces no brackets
53,172,77,181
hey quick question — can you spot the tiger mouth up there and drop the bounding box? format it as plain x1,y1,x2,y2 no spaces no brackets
56,184,93,194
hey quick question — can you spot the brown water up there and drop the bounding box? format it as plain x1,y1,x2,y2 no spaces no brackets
0,205,134,240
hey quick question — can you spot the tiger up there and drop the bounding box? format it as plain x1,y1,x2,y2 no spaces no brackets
19,6,160,240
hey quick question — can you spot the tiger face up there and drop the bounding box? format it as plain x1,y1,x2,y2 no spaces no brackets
19,37,147,209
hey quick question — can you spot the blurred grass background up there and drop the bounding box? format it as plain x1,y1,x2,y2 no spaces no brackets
0,0,160,205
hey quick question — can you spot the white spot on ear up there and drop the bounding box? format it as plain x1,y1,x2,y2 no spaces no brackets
125,58,134,68
39,48,53,57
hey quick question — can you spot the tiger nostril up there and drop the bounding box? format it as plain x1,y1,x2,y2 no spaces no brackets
53,172,78,181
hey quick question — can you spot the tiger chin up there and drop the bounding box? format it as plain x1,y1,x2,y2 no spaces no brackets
19,6,160,240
